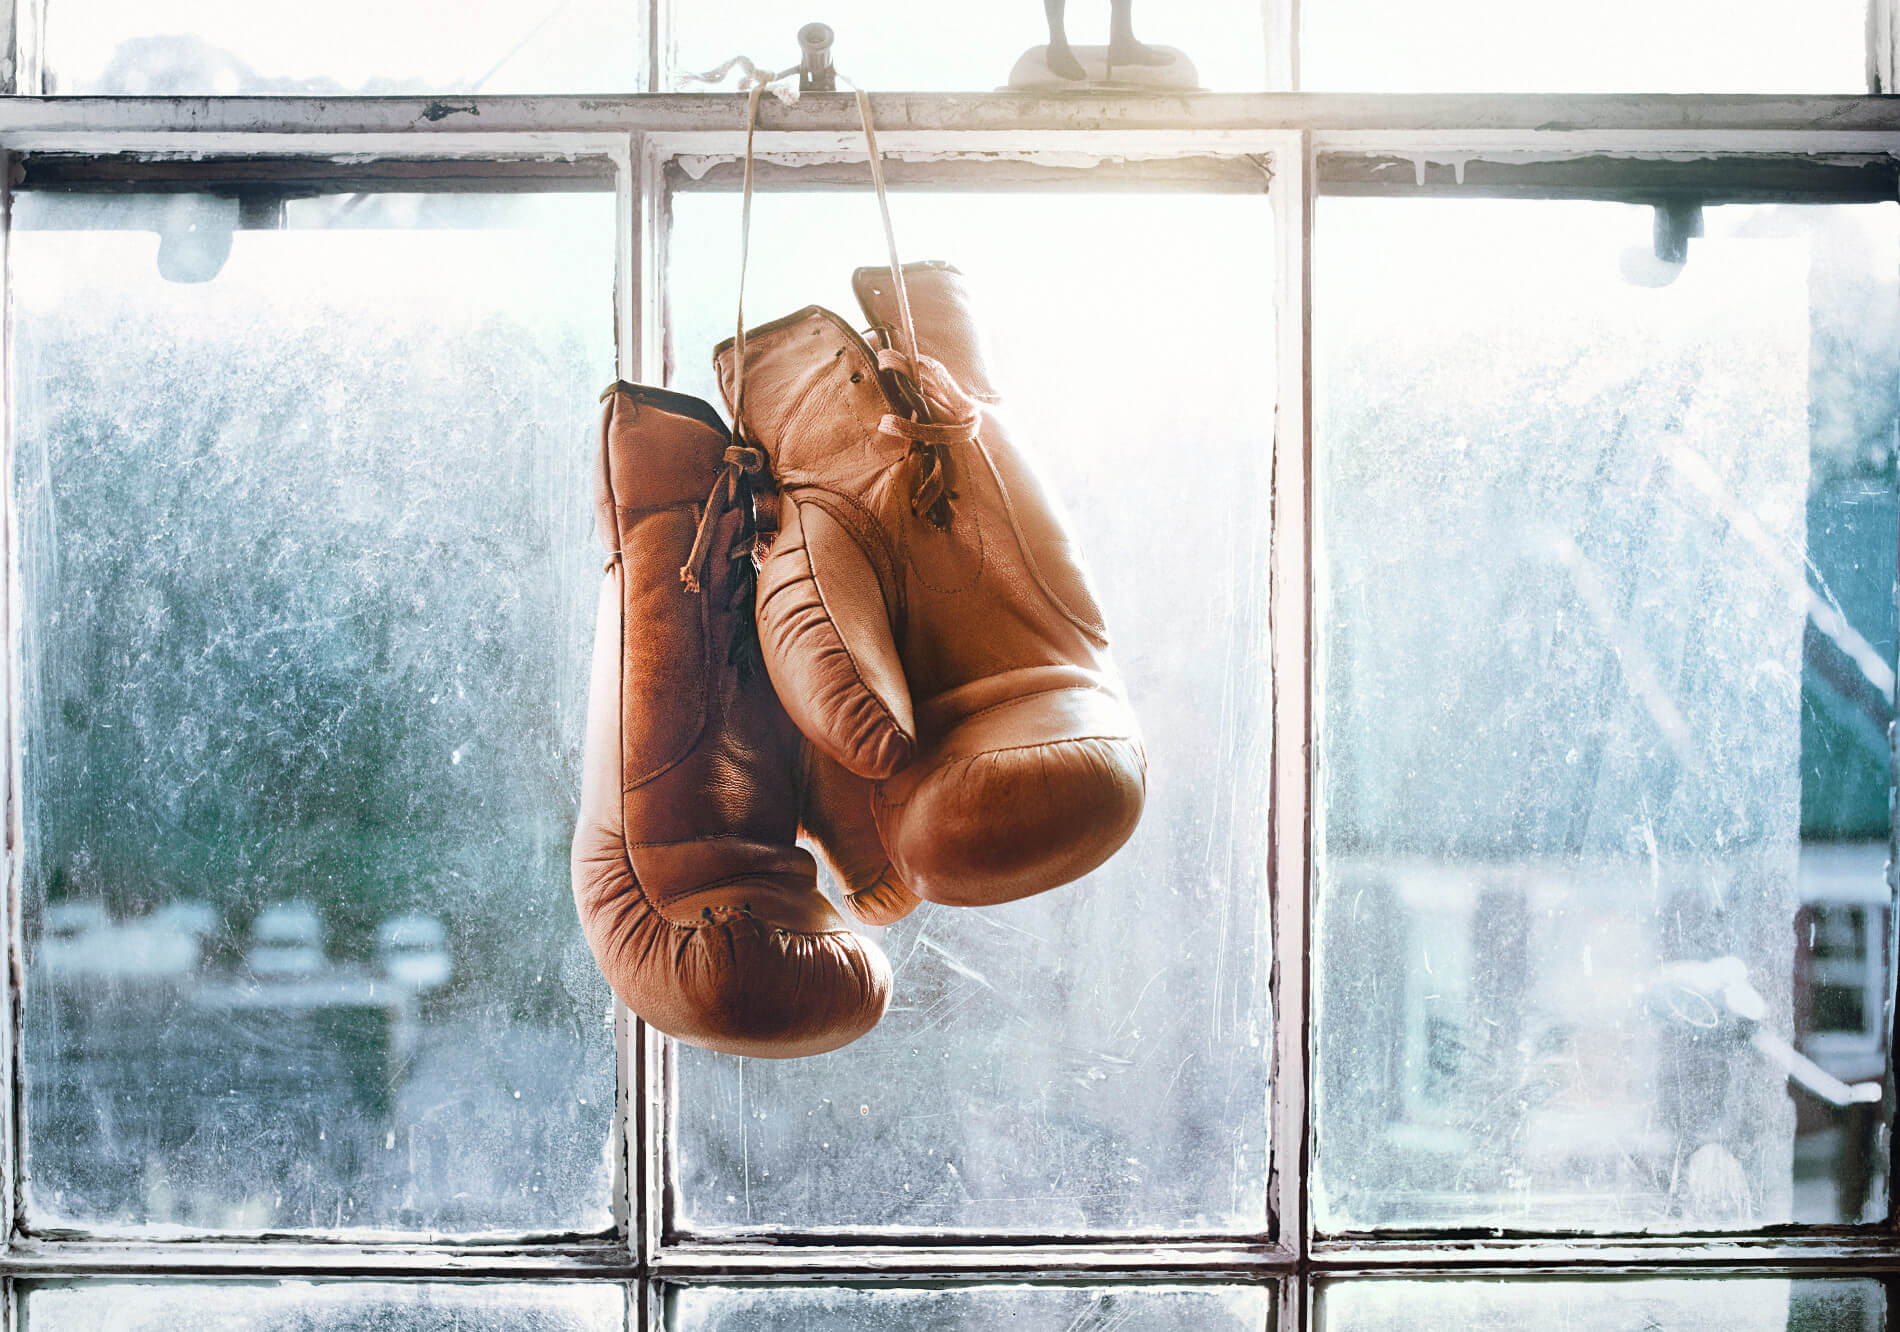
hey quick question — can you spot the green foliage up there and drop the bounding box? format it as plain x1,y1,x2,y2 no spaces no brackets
18,219,605,1021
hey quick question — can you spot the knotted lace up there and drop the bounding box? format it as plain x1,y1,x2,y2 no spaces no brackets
719,79,977,534
874,347,981,528
679,443,766,594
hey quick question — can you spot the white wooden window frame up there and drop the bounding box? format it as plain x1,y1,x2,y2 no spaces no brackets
0,3,1898,1329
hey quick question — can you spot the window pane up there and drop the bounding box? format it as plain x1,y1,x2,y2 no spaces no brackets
669,1284,1273,1331
1300,0,1862,92
666,187,1276,1232
17,191,616,1235
1318,1277,1885,1330
670,3,1266,92
41,0,641,94
1314,199,1898,1231
21,1281,627,1330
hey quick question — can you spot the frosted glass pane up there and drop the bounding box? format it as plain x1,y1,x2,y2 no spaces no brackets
1314,199,1898,1232
667,189,1276,1232
22,1281,626,1331
670,1284,1272,1331
1301,0,1863,92
1319,1277,1885,1331
671,3,1265,92
41,0,641,94
16,192,616,1236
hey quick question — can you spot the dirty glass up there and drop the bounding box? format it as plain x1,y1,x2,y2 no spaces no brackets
668,1283,1274,1331
1316,1276,1886,1331
15,190,616,1235
1300,0,1863,92
20,1281,627,1331
1313,199,1898,1231
37,0,640,94
665,188,1276,1232
669,2,1266,93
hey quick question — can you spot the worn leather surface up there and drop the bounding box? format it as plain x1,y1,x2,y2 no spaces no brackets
571,383,910,1060
851,262,1002,403
714,264,1146,907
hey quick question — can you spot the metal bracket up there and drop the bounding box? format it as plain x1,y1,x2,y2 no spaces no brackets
798,22,836,92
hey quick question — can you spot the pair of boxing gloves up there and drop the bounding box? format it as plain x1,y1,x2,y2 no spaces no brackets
570,262,1146,1058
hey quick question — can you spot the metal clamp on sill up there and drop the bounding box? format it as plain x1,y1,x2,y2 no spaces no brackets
798,22,837,92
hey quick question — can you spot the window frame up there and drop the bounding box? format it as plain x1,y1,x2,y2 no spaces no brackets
0,2,1898,1326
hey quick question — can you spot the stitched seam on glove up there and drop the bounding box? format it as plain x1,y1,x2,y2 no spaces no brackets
871,733,1139,814
614,848,694,931
900,497,983,596
623,837,863,938
930,734,1135,763
620,506,712,791
627,833,784,848
798,512,912,757
969,435,1111,645
794,488,905,617
947,683,1105,727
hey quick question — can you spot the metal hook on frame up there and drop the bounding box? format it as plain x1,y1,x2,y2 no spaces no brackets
798,22,836,91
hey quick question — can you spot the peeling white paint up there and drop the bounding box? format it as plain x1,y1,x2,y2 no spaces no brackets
1342,147,1900,167
672,147,1256,181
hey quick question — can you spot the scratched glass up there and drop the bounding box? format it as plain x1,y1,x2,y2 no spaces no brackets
1317,1276,1887,1331
666,188,1276,1232
669,1,1266,92
15,191,616,1235
1301,0,1863,92
38,0,641,93
20,1281,627,1331
668,1283,1274,1330
1314,199,1898,1231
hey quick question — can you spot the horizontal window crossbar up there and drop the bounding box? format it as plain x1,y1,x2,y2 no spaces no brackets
0,1239,1290,1282
0,93,1894,133
666,145,1897,203
17,153,617,192
649,1243,1292,1282
4,144,1894,208
664,155,1273,193
0,1240,638,1281
11,1237,1898,1282
0,94,1899,151
1312,1233,1900,1273
1318,151,1900,201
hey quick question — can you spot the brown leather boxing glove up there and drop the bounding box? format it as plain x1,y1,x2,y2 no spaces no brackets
571,383,915,1061
710,262,1146,909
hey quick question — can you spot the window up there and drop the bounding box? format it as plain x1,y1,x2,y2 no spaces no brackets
16,187,617,1237
664,186,1275,1237
1314,198,1896,1232
2,6,1895,1331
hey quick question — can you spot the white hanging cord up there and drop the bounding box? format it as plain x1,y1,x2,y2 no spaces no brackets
683,55,801,100
727,65,923,443
847,82,919,369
